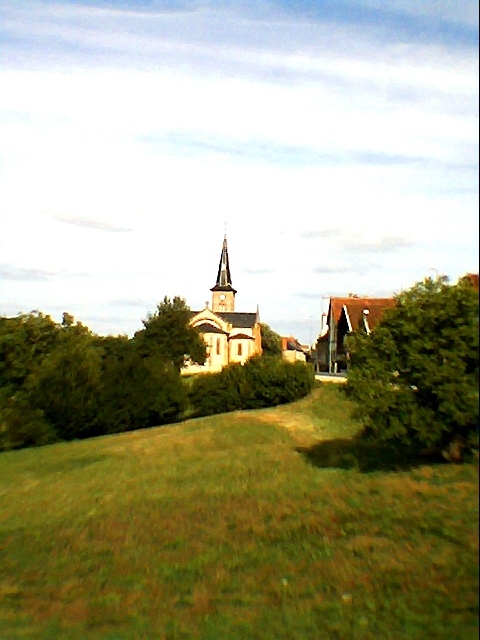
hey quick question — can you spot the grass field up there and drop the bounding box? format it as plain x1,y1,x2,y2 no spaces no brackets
0,384,478,639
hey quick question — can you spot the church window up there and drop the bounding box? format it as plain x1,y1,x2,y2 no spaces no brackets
237,343,242,356
216,338,221,355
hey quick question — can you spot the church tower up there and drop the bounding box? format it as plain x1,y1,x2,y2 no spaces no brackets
210,235,237,312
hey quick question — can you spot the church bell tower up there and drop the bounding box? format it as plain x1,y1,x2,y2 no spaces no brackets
210,235,237,312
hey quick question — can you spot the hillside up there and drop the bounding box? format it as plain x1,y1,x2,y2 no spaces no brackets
0,385,478,639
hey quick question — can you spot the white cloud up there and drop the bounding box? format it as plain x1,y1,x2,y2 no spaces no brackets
0,0,477,342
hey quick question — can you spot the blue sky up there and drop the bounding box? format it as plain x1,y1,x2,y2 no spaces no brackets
0,0,478,343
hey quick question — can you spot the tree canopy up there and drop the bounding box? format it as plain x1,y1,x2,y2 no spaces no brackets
260,323,282,357
345,277,479,456
0,297,205,450
134,296,206,370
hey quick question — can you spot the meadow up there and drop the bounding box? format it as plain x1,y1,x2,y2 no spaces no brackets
0,384,478,639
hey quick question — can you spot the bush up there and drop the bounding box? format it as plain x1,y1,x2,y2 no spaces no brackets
243,356,313,409
188,363,247,417
97,348,188,433
25,337,103,441
188,356,314,417
345,277,479,456
0,392,56,451
0,309,194,450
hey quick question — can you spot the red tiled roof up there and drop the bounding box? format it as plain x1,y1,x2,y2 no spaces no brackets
329,297,396,331
462,273,479,290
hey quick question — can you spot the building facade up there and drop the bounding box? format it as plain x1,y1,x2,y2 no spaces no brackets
313,296,395,373
183,235,262,374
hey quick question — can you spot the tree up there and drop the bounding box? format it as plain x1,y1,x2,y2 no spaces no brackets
96,339,187,433
25,334,103,441
345,277,479,457
0,308,194,450
61,312,92,337
260,323,283,357
134,296,206,370
0,312,101,448
0,312,60,392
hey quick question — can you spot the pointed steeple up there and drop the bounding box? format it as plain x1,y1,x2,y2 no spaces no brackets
211,234,237,312
211,235,237,294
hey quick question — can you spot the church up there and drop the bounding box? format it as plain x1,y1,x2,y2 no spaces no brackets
183,235,262,373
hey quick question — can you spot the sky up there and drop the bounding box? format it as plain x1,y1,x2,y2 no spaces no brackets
0,0,478,345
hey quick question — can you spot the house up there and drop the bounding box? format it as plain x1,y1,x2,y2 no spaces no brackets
281,336,307,363
312,274,479,374
183,235,262,374
461,273,479,290
313,295,396,373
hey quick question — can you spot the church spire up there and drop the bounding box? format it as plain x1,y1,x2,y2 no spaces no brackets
211,235,237,293
210,234,237,311
215,235,233,288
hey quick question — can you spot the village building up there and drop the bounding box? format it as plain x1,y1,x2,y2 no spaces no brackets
280,336,308,363
461,273,479,290
183,235,262,374
314,274,479,374
313,295,396,373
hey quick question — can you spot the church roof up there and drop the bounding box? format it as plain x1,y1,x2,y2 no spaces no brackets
228,333,254,340
217,312,257,328
190,311,258,329
210,284,237,293
194,322,227,334
210,235,237,294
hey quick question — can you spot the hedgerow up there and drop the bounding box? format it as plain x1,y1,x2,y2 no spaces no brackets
188,356,314,418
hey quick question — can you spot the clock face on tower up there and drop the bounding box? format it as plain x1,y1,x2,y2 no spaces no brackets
219,294,226,300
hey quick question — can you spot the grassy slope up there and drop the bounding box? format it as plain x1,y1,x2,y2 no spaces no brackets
0,385,478,639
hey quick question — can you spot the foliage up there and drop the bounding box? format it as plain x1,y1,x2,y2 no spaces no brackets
243,356,314,409
0,306,192,450
0,312,60,393
260,322,283,357
189,356,314,417
187,363,247,417
345,277,479,453
97,343,187,433
0,392,56,451
134,296,206,370
0,312,101,448
25,334,103,441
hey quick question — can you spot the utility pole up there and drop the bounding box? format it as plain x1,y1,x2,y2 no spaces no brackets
321,295,332,374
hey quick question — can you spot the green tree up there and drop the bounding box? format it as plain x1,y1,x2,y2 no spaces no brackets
25,334,103,441
61,312,92,337
0,308,194,450
345,277,479,456
260,323,283,357
134,296,206,370
0,311,99,449
0,394,55,451
0,312,60,393
97,339,187,433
